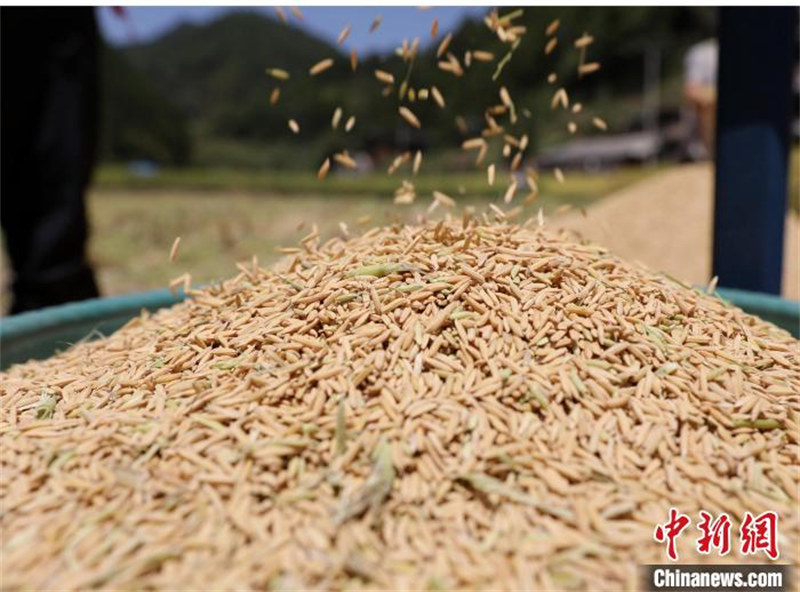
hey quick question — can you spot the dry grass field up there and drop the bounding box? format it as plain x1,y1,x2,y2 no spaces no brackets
1,161,797,314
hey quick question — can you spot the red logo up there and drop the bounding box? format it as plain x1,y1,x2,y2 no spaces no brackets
740,511,779,560
654,508,692,561
655,509,780,561
697,511,732,556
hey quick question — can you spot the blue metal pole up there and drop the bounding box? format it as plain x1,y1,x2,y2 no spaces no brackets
713,7,797,295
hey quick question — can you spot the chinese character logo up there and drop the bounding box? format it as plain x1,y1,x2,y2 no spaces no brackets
654,508,692,561
696,510,732,556
740,511,779,560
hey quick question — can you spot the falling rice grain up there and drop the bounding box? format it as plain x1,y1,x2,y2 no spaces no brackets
579,62,601,76
433,190,455,208
431,18,438,37
545,38,558,55
473,50,494,62
431,86,445,108
274,6,287,23
476,143,487,165
337,25,351,45
487,164,496,186
375,70,395,85
399,106,421,129
499,86,513,108
551,88,569,110
574,34,594,48
269,88,280,105
547,72,557,84
437,33,453,58
503,179,518,204
309,58,334,76
334,151,357,169
369,16,383,33
331,107,343,130
350,49,359,71
266,68,290,80
545,18,560,36
462,137,485,151
413,150,422,176
317,158,331,180
345,116,356,132
288,119,300,134
592,116,608,131
554,167,565,183
567,121,577,134
289,6,303,20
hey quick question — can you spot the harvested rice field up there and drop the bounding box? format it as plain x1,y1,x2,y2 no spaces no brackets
2,218,799,590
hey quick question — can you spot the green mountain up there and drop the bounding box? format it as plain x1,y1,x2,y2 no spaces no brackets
100,44,191,165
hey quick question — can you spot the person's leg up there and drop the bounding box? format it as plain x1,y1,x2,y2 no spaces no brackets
1,8,100,314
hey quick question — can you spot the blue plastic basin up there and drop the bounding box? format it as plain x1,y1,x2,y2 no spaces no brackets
0,287,797,370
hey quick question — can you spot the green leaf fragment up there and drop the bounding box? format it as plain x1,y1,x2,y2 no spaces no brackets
451,309,474,321
212,360,238,370
279,275,304,291
335,397,347,457
335,293,360,304
395,283,424,293
335,438,394,525
346,263,417,278
528,384,549,408
35,391,59,420
732,418,782,430
656,362,679,376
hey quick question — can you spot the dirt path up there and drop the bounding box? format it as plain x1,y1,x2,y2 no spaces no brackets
552,162,799,299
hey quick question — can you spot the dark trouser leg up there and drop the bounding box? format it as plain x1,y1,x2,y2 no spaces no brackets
1,8,100,314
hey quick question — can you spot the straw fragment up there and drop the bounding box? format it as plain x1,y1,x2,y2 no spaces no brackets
168,237,181,263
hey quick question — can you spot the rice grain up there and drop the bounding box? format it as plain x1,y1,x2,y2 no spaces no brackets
437,33,453,58
431,86,445,108
399,106,421,129
309,58,334,76
375,70,395,85
337,25,351,45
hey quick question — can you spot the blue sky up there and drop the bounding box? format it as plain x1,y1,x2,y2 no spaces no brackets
98,7,489,56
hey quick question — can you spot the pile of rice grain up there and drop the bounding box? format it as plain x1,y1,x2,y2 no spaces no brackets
2,219,799,591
